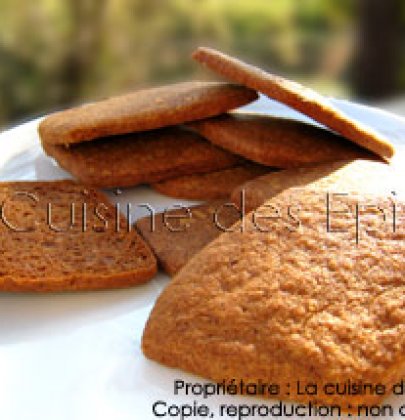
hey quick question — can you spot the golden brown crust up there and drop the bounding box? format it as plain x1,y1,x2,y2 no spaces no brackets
136,200,241,275
192,47,395,160
42,127,241,188
38,81,258,145
152,163,273,200
230,158,405,212
188,113,378,167
0,180,157,291
143,187,405,408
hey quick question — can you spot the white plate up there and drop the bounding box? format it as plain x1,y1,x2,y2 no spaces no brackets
1,97,404,420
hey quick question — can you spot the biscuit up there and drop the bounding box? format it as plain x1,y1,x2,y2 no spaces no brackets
192,47,395,160
136,200,241,275
38,81,258,145
188,113,377,167
143,186,405,408
231,158,405,212
0,180,157,291
42,127,241,188
152,163,272,200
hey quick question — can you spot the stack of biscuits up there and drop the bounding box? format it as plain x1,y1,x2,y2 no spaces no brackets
2,47,404,411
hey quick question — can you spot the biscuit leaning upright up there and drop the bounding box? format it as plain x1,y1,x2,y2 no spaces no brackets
192,47,395,160
39,81,258,146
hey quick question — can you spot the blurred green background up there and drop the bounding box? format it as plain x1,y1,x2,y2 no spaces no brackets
0,0,404,127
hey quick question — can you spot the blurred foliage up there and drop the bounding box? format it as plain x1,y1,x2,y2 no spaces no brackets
0,0,402,127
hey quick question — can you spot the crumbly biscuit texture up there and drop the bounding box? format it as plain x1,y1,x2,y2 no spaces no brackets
143,187,405,408
0,180,157,291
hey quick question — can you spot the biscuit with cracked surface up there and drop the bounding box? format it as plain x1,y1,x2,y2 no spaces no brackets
142,186,405,408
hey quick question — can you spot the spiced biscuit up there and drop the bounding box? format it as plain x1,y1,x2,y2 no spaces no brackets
192,47,395,160
188,113,377,167
42,127,241,188
152,163,272,200
142,187,405,408
0,180,157,291
136,200,241,275
231,158,405,212
38,81,258,146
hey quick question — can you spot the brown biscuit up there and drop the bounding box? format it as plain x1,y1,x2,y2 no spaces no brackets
152,163,273,200
38,81,258,146
192,47,395,160
231,157,405,212
143,187,405,408
136,200,241,275
188,113,378,167
0,180,157,291
42,127,241,188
